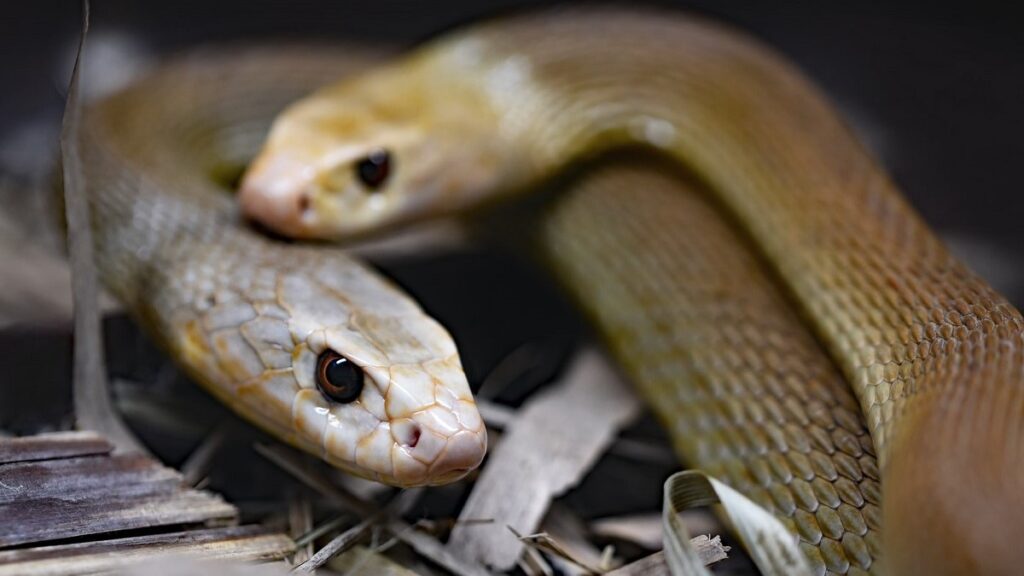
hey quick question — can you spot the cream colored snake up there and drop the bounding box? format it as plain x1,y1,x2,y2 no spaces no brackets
81,46,486,488
85,7,1023,575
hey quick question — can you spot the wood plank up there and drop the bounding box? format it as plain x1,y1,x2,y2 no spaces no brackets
0,453,181,505
0,526,294,576
0,433,244,548
0,432,111,465
0,490,237,547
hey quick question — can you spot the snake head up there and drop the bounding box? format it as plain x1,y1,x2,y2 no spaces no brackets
239,55,522,240
176,247,487,487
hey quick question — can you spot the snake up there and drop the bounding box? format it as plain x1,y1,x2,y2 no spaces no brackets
235,7,1024,575
79,45,487,488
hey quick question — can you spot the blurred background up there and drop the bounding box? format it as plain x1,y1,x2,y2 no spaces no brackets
3,0,1022,258
0,0,1021,535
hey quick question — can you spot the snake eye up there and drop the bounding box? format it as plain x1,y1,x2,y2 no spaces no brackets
316,350,364,403
355,149,391,190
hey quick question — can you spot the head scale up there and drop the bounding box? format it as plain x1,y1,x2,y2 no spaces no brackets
175,247,486,486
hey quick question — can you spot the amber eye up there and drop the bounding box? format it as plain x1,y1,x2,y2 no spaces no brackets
354,148,391,190
316,350,364,403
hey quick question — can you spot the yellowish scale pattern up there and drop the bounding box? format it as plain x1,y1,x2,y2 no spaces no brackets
536,161,881,575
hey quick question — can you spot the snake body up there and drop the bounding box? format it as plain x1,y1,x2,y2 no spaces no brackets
537,158,881,574
80,46,487,488
240,8,1024,574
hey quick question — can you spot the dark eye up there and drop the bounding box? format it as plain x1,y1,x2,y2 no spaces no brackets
355,149,391,190
316,350,364,403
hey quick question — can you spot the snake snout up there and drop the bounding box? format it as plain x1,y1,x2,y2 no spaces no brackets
389,405,488,486
426,428,487,482
238,153,316,238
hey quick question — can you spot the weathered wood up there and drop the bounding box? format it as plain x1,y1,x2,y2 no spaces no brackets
0,431,111,465
0,453,181,505
0,448,237,547
0,432,291,574
0,526,294,576
447,349,642,570
1,490,238,548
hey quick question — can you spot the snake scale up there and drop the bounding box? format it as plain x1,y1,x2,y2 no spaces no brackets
83,7,1023,575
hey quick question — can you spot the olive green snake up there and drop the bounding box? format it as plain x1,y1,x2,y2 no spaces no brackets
81,7,1023,575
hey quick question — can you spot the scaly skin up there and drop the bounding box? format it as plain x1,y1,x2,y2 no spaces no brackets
81,46,486,487
242,9,1024,574
535,159,882,575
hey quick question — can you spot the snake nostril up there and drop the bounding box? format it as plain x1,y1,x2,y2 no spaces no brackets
297,193,311,215
394,420,421,448
406,425,421,448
